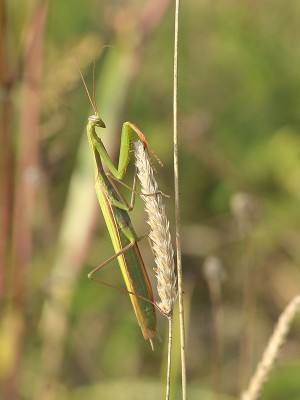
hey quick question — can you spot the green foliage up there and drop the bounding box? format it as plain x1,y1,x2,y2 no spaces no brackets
263,364,300,400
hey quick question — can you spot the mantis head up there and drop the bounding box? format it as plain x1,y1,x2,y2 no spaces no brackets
88,115,106,128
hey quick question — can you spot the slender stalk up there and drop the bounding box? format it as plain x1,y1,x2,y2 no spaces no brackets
203,256,224,396
5,4,48,400
166,315,173,400
173,0,187,398
0,0,14,300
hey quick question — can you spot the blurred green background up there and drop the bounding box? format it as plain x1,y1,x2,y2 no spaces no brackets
1,0,300,399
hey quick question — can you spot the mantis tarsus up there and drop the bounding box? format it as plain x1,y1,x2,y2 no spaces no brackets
79,64,157,344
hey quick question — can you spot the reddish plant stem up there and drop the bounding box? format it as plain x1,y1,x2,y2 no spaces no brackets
4,3,48,400
0,0,14,301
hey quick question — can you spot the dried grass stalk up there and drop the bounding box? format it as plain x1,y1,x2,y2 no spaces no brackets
241,295,300,400
134,141,177,317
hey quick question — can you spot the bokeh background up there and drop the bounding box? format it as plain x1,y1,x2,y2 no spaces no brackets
1,0,300,399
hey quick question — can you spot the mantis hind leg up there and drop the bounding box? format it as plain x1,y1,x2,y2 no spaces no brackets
87,233,148,279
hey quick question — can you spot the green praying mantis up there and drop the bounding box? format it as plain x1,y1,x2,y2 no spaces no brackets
79,64,159,345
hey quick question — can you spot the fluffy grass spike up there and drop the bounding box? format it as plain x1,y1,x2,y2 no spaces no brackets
134,141,177,317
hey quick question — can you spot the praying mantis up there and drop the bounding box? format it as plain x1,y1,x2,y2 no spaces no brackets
79,64,158,344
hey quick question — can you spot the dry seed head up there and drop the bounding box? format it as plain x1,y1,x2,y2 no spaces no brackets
134,141,177,316
241,295,300,400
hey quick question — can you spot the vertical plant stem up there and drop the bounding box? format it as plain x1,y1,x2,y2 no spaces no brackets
166,315,173,400
0,0,14,300
231,193,258,392
203,256,224,396
12,0,47,306
4,4,48,400
173,0,187,399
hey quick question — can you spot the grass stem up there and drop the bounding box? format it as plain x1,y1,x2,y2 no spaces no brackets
173,0,187,398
